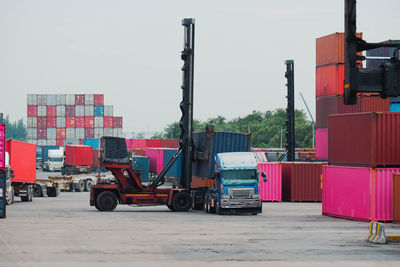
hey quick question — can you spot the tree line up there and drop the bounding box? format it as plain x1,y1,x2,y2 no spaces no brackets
1,115,26,141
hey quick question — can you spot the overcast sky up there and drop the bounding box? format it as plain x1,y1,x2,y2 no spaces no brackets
1,0,399,135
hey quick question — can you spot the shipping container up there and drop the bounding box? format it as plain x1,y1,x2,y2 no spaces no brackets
37,139,47,146
328,112,400,167
27,94,37,105
94,117,103,128
85,94,94,105
37,94,47,105
65,139,79,145
27,139,37,145
361,95,390,112
84,117,94,128
390,96,400,103
66,117,75,128
37,117,47,128
129,149,146,156
104,105,113,117
46,117,56,128
56,117,66,128
160,139,179,148
47,128,56,140
56,139,64,147
113,128,123,138
6,140,36,184
75,105,85,117
66,128,75,140
27,117,37,128
103,117,113,128
366,40,400,68
38,128,47,139
393,173,400,223
162,148,182,177
84,128,94,139
145,148,181,176
37,106,46,117
146,139,161,148
56,105,65,116
66,94,75,105
82,139,99,149
46,94,57,105
258,162,282,202
56,128,66,139
128,139,147,149
56,94,66,105
0,124,5,169
27,105,38,117
316,64,344,97
65,105,75,116
75,94,85,105
47,139,56,146
282,162,323,202
46,105,56,117
94,128,103,138
94,105,104,116
75,117,84,128
75,128,85,139
113,117,122,128
390,103,400,112
131,156,150,182
64,145,93,166
27,128,37,139
316,32,363,67
94,94,104,106
84,105,94,116
315,128,328,160
92,149,100,168
103,128,114,136
145,148,164,173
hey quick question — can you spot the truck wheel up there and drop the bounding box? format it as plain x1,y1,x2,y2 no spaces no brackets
167,204,176,212
33,184,43,197
74,180,85,192
172,192,192,212
47,187,58,197
96,191,117,211
84,180,92,192
204,197,209,213
28,185,33,202
6,187,14,205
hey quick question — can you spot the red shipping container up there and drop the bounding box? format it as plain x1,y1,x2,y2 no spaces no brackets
282,162,323,202
316,64,344,97
75,94,85,105
315,128,328,160
129,149,146,156
146,139,162,148
161,139,179,148
56,139,64,147
85,128,94,139
64,145,93,166
361,95,390,112
257,162,282,202
94,94,104,105
46,105,56,117
329,112,400,167
6,140,36,184
65,105,75,116
92,149,100,167
66,117,75,128
37,117,47,128
84,116,94,128
75,117,85,128
37,128,47,139
46,117,56,128
316,32,363,67
27,105,37,117
113,117,123,128
131,139,147,149
103,117,113,128
56,128,66,139
0,123,5,168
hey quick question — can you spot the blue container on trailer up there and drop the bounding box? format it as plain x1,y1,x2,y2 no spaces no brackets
162,148,182,177
82,139,100,149
390,103,400,112
390,97,400,104
42,146,59,162
131,156,150,182
94,105,104,117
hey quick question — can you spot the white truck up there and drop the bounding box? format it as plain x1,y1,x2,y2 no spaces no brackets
43,148,64,172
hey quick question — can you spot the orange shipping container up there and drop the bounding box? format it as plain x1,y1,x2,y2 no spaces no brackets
316,64,344,97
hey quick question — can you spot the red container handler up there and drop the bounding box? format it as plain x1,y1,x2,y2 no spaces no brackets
282,162,323,202
27,105,37,117
75,94,85,105
75,117,84,128
64,145,93,166
328,112,400,167
316,64,344,97
146,139,162,148
257,162,282,202
65,105,75,116
66,117,75,128
94,94,104,106
46,105,56,117
84,117,94,128
161,139,179,148
103,117,113,128
56,128,66,139
6,140,36,184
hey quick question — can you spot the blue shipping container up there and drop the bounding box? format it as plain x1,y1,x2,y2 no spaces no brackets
36,146,43,158
163,149,182,177
390,103,400,112
82,139,100,149
131,156,150,182
94,105,104,117
390,97,400,104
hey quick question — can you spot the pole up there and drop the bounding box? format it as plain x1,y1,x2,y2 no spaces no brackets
285,60,295,161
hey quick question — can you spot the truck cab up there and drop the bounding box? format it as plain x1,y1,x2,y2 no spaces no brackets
204,152,265,215
44,148,64,172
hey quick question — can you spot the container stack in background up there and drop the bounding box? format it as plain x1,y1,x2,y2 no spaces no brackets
315,33,390,160
26,94,123,147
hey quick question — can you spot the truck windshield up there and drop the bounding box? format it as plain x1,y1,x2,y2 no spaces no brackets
220,170,258,186
49,157,63,162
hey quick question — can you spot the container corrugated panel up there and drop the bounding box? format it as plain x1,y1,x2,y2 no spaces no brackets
56,139,64,147
94,105,104,116
46,117,56,128
46,94,57,105
104,105,113,117
27,128,37,139
84,117,94,128
56,117,65,128
131,156,150,182
27,105,38,117
282,162,323,202
94,117,103,128
0,124,5,169
322,165,370,221
56,94,66,105
75,117,84,128
37,139,46,146
65,105,75,116
65,139,79,145
37,106,46,116
85,94,94,105
146,139,161,148
130,149,146,156
66,94,75,105
75,105,85,117
390,103,400,112
316,128,328,160
84,105,94,116
131,139,147,149
37,117,47,128
56,128,66,139
37,95,47,105
361,95,390,112
47,139,56,146
85,128,94,139
329,112,400,167
393,173,400,223
47,128,56,140
163,148,182,177
103,117,113,128
46,105,56,117
82,139,99,149
66,117,75,128
94,94,104,105
160,139,179,148
103,128,113,136
65,145,93,166
92,149,99,168
94,128,103,138
66,128,75,139
56,105,65,116
6,140,36,183
113,128,123,138
27,117,37,128
27,139,37,145
75,94,85,105
258,162,282,202
145,148,164,173
316,64,344,97
113,117,122,128
27,94,37,105
75,128,85,139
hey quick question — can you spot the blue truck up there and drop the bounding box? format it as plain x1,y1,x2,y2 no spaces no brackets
203,152,265,215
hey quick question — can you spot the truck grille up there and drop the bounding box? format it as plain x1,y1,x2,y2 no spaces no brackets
228,188,254,198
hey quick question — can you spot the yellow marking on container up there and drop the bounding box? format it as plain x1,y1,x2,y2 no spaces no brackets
344,84,350,88
156,194,169,197
126,194,153,197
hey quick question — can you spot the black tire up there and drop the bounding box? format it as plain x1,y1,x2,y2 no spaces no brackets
47,187,58,197
61,167,65,175
6,187,14,205
204,196,209,213
33,184,43,197
28,185,33,202
172,192,192,212
74,180,85,192
252,213,258,215
96,191,118,211
167,204,176,212
84,179,92,192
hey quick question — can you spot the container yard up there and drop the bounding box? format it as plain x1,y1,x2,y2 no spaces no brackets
1,0,400,266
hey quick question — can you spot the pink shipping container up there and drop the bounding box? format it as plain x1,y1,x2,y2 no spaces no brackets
66,117,75,128
103,117,113,128
125,139,132,150
131,139,147,149
113,117,123,128
56,128,66,139
56,139,64,147
84,117,94,128
257,162,282,202
75,94,85,105
315,128,328,160
146,139,162,148
65,105,75,116
37,128,47,139
27,105,37,117
46,105,56,117
85,128,94,139
46,117,56,128
37,117,47,128
145,148,164,173
94,94,104,105
0,123,5,168
75,117,85,128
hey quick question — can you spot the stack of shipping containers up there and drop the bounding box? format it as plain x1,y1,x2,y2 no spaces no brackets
26,94,123,147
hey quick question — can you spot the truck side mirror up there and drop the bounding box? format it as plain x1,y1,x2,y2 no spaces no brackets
10,169,14,174
261,172,267,182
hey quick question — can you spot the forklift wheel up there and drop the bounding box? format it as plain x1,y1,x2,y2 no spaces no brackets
172,192,192,212
167,204,176,212
96,191,118,211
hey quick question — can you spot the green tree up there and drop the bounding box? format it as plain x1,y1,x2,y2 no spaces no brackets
2,115,26,141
